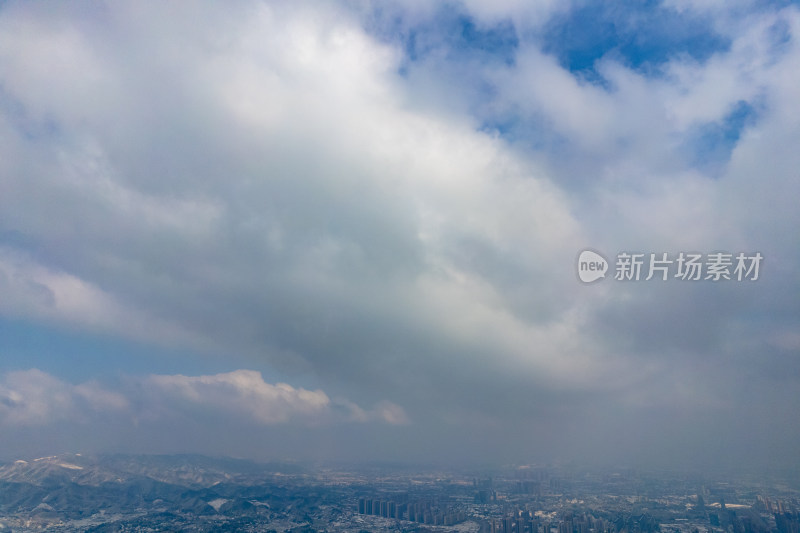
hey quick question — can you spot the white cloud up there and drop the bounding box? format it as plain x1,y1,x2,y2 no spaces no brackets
0,369,406,432
0,369,128,426
144,370,331,424
0,247,199,348
0,0,586,387
373,401,411,425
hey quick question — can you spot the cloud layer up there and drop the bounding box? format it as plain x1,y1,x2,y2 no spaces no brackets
0,368,405,427
0,0,798,468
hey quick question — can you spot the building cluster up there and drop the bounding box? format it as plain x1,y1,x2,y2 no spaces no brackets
357,496,467,526
775,512,800,533
758,497,792,515
486,510,657,533
487,510,548,533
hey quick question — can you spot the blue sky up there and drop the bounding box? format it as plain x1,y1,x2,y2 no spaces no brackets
0,0,798,468
542,1,731,72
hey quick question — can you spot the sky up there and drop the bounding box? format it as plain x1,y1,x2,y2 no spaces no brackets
0,0,799,471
